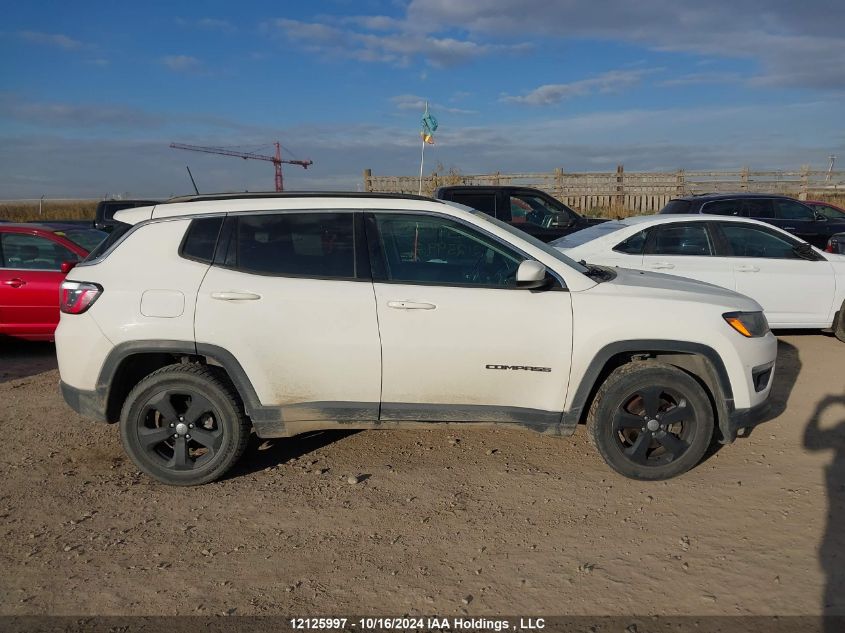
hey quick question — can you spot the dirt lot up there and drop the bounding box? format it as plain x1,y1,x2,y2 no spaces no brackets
0,333,843,617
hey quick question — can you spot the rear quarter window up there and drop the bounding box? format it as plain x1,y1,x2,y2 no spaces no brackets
180,216,224,263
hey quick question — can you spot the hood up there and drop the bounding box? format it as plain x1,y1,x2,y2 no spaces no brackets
595,266,762,310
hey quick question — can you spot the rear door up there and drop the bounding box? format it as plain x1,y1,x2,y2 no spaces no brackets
367,211,573,424
714,221,835,327
640,222,734,289
194,211,382,418
0,231,80,338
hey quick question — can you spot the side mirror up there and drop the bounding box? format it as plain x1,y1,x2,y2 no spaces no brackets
516,260,549,289
814,212,828,222
60,261,77,275
792,243,818,261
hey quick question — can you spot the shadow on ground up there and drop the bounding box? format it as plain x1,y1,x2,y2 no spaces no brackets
805,392,845,625
0,338,57,384
226,430,360,479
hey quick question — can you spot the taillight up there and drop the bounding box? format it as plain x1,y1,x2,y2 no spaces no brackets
60,281,102,314
825,242,834,253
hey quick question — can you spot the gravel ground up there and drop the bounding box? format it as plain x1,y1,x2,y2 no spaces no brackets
0,333,843,617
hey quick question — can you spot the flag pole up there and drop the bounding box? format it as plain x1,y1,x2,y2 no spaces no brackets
418,134,426,196
418,100,428,195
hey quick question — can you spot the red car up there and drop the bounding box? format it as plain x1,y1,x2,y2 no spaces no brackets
0,223,106,341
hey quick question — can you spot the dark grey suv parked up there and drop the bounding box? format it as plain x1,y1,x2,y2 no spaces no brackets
659,193,845,250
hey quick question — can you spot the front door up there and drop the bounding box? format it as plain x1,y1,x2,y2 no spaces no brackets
714,222,836,327
0,232,78,339
366,211,574,426
194,211,382,419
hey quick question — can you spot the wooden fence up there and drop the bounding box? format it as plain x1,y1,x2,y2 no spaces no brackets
364,166,845,215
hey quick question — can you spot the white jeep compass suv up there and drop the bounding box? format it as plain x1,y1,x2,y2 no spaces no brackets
56,193,777,485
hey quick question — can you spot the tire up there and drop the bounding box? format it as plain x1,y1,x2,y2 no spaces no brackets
835,304,845,343
587,361,715,481
119,363,250,486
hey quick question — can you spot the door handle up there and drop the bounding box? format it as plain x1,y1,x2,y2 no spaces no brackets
387,300,436,310
3,278,25,288
210,291,262,301
735,265,760,273
783,226,796,231
650,262,675,270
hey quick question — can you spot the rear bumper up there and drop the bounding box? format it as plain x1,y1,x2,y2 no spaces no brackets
60,381,107,423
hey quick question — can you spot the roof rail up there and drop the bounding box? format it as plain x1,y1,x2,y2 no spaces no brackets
163,191,442,204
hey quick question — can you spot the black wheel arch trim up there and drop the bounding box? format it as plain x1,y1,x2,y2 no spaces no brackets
561,339,735,440
88,340,276,424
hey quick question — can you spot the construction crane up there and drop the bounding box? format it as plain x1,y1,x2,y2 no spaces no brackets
169,141,313,192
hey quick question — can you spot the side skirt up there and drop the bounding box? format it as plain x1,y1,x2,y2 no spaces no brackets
252,402,572,439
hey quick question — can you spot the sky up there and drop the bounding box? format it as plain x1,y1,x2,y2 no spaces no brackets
1,0,843,199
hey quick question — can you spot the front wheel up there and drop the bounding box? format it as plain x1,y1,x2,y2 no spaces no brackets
587,361,715,480
834,302,845,343
120,364,250,486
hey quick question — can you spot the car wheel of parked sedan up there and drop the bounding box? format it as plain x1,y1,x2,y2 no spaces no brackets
120,364,250,486
587,361,714,480
835,302,845,343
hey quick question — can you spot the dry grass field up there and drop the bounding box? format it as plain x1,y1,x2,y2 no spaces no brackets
0,200,97,223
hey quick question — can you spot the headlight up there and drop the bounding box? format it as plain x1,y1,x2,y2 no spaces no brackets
723,311,770,338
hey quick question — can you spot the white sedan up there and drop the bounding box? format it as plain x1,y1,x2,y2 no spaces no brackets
552,214,845,336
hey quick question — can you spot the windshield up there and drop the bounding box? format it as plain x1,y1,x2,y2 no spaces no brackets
464,207,589,274
549,222,629,249
56,228,108,252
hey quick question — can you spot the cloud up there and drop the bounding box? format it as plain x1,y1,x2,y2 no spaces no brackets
176,17,235,32
266,18,529,67
1,99,842,198
402,0,845,89
502,69,655,105
391,94,476,114
659,72,744,87
19,30,84,50
0,94,167,129
161,55,202,72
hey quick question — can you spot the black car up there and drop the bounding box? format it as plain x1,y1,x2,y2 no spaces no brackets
94,199,159,231
434,185,608,243
659,193,845,249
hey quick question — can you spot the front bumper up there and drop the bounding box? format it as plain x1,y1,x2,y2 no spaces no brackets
60,381,108,423
724,399,772,442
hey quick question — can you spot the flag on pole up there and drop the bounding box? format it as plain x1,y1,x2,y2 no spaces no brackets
421,101,438,144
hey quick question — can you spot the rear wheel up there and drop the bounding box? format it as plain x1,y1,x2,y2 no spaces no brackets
120,364,250,486
587,361,714,480
834,303,845,343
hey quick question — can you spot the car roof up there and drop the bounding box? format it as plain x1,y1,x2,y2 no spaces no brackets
616,214,786,229
114,191,452,225
671,192,799,202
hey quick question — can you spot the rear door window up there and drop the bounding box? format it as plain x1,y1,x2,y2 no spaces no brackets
222,212,356,278
701,200,744,216
449,193,497,217
741,199,774,219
